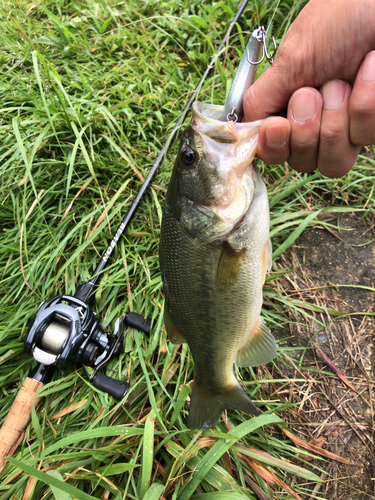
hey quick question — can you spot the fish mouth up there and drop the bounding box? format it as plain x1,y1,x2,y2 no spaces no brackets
192,101,263,138
192,101,264,181
191,101,263,226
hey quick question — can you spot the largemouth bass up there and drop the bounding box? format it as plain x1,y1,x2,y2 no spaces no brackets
159,100,277,430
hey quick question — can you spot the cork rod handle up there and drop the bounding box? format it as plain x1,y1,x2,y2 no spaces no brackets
0,377,44,465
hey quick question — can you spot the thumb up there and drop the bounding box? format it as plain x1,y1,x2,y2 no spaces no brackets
243,64,294,121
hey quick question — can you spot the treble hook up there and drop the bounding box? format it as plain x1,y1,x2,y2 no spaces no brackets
247,26,277,65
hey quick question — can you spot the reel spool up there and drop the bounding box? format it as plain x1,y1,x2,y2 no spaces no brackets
41,322,70,354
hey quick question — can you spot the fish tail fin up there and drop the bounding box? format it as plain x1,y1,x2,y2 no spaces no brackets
188,380,259,430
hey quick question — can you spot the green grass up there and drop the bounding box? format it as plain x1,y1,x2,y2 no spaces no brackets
0,0,374,499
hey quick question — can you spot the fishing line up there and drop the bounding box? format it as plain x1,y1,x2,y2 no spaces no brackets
267,0,282,31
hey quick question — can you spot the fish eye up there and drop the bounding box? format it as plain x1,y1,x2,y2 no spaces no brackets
181,147,198,168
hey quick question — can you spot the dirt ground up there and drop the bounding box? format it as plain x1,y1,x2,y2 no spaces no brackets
269,212,375,499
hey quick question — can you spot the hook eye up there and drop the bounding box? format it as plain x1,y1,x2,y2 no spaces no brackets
227,108,238,123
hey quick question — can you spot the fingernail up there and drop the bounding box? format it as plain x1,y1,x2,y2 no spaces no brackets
265,124,289,148
360,51,375,81
290,89,318,123
321,80,346,110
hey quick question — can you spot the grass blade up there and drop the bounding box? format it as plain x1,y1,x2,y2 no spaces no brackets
143,483,165,500
41,426,144,457
272,210,322,259
281,428,359,466
234,445,321,481
177,415,282,500
46,470,73,500
138,410,156,499
7,457,96,500
191,494,249,500
312,342,359,393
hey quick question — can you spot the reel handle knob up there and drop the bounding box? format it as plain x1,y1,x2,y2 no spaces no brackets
91,373,129,400
125,312,152,335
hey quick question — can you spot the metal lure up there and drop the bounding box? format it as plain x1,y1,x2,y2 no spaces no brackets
221,26,277,123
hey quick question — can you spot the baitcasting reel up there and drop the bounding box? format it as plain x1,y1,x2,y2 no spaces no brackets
24,292,152,400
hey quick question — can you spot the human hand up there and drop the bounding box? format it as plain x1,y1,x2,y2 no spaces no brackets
243,0,375,178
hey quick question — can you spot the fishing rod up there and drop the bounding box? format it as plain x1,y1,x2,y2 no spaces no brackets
0,0,255,466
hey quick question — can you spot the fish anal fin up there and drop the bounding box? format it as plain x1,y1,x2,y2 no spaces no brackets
188,380,259,430
235,316,277,368
261,238,272,283
164,307,186,344
216,245,244,290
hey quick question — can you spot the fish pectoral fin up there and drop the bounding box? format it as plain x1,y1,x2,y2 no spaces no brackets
267,238,273,272
261,238,273,283
188,380,259,430
164,307,187,344
235,316,277,367
226,222,247,252
216,244,244,290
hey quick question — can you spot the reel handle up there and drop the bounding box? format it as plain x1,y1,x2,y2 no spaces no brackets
0,377,44,466
125,312,152,335
91,373,129,400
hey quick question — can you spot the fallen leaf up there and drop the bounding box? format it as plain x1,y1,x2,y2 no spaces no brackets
325,425,340,438
50,399,88,420
313,343,358,394
311,436,326,448
281,428,359,466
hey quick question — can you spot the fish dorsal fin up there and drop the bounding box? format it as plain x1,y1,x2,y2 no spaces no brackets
261,238,273,283
235,316,277,367
164,306,187,344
